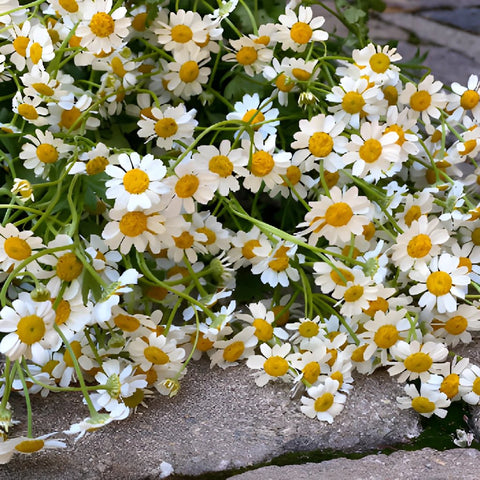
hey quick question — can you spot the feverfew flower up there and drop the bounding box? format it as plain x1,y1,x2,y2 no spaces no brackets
300,377,346,423
397,383,450,418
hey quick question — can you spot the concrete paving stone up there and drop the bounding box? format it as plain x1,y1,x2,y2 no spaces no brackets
227,448,480,480
383,0,480,11
421,8,480,34
0,360,421,479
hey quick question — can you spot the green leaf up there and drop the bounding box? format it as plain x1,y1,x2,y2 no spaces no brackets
343,6,366,23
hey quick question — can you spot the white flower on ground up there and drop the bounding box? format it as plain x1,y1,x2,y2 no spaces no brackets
397,383,450,418
300,377,346,423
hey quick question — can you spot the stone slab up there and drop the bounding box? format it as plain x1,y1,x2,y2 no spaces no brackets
1,360,420,479
421,8,480,34
384,0,480,11
228,448,480,480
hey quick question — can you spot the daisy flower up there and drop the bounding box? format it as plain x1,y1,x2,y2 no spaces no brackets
409,253,470,313
290,344,331,386
192,139,248,196
236,301,288,344
48,93,101,132
425,357,470,402
154,9,208,53
76,0,131,54
397,383,450,418
313,259,358,294
246,342,296,387
342,120,402,181
0,292,59,362
298,186,372,246
286,315,324,347
383,106,420,158
102,206,168,255
351,43,402,86
210,326,258,369
291,113,348,172
228,226,272,269
137,103,197,150
447,74,480,122
226,93,279,140
241,133,291,193
300,377,346,423
12,92,49,127
163,46,211,100
190,211,232,256
166,218,208,263
21,64,72,101
390,216,450,271
105,152,168,211
431,304,480,346
326,76,387,129
399,74,447,126
19,129,71,177
459,364,480,405
0,433,66,464
51,291,91,343
68,141,116,176
0,223,44,275
222,36,273,77
388,340,449,383
275,6,328,53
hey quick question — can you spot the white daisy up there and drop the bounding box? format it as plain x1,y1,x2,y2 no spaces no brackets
300,377,346,423
222,36,273,77
397,383,450,418
210,326,258,369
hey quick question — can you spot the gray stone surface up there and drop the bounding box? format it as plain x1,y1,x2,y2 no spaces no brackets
228,448,480,480
422,8,480,34
1,360,420,479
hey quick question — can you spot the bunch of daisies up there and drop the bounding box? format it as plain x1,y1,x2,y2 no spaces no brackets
0,0,479,462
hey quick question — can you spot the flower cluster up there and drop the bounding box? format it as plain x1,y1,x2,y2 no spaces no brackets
0,0,480,463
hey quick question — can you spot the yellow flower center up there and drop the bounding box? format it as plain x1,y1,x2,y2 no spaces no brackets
123,168,150,194
460,90,480,110
196,227,216,245
325,202,353,227
298,320,319,338
330,371,343,387
86,156,109,175
236,46,257,66
242,239,261,259
56,252,83,281
31,83,54,96
251,151,274,177
4,237,32,260
114,313,140,332
154,117,178,138
472,227,480,246
123,389,145,408
18,104,39,120
194,332,214,352
15,439,45,453
444,315,468,335
406,234,432,258
302,362,320,384
410,90,431,111
458,257,472,272
59,106,81,130
41,359,60,375
254,35,270,46
144,346,169,365
36,143,58,164
384,124,405,145
223,341,244,362
272,305,290,326
473,377,480,395
411,396,435,414
404,205,421,227
252,318,273,342
342,91,365,114
458,139,477,156
64,340,82,367
119,211,148,237
263,356,289,377
344,285,364,303
275,73,294,92
292,68,310,81
111,56,126,77
89,12,115,38
382,85,398,105
426,271,452,296
290,21,312,44
314,392,334,412
283,165,301,186
374,324,399,349
13,36,29,56
173,231,194,249
59,0,78,13
363,297,389,317
29,42,42,64
171,24,193,43
440,373,459,399
359,138,382,163
55,300,71,326
175,174,199,198
404,351,432,373
309,132,334,157
242,109,265,129
179,60,199,83
268,245,290,272
209,155,233,177
17,314,45,345
132,12,147,31
351,344,368,362
369,52,390,73
329,268,355,286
